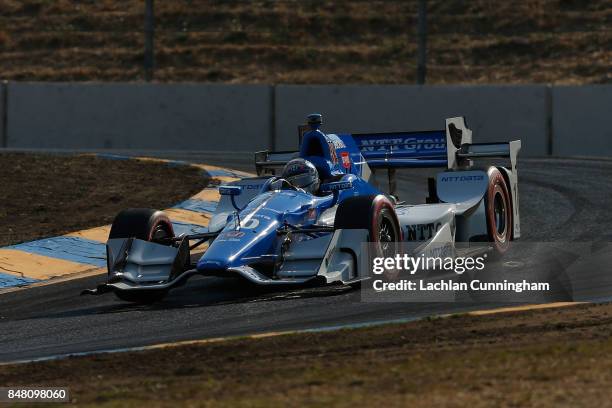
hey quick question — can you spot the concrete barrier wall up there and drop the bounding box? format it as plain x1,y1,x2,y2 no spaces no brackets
552,85,612,157
275,85,549,156
3,82,611,157
6,83,272,151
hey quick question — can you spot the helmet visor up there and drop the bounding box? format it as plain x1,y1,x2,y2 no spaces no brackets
285,173,314,188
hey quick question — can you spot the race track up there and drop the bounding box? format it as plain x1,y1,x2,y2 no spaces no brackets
1,156,611,363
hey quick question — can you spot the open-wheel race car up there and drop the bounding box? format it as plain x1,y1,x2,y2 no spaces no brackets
83,114,521,303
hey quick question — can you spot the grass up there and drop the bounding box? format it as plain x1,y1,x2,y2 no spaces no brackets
1,302,612,406
0,153,209,246
0,0,609,84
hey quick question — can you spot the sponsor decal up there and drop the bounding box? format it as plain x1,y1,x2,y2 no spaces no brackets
320,181,352,193
341,151,351,169
422,242,454,259
324,135,346,165
325,134,346,150
406,222,442,241
327,140,338,164
440,175,484,182
218,231,246,241
358,135,445,153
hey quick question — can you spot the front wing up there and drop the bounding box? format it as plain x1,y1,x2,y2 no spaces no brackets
83,228,370,295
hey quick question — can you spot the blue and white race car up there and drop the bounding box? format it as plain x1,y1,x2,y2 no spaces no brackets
84,114,521,303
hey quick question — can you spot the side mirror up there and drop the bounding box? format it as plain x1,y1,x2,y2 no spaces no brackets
320,180,352,194
219,186,242,196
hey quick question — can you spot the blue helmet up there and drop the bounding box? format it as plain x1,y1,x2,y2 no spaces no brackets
281,158,320,194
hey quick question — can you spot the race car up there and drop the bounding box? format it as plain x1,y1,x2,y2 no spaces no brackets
83,113,521,303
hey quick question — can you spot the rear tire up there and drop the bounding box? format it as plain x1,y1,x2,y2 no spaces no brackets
485,168,513,255
108,208,174,303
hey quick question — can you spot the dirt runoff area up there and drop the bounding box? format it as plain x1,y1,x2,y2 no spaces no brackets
0,153,209,246
0,302,611,407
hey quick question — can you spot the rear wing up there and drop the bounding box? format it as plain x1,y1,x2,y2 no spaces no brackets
358,117,521,211
351,130,448,168
352,116,520,172
254,116,521,178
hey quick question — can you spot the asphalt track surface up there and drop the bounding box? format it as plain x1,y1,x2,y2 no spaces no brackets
1,155,612,363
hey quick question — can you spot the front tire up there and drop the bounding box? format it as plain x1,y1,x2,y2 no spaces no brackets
335,195,401,283
335,195,401,254
109,208,174,243
108,208,174,303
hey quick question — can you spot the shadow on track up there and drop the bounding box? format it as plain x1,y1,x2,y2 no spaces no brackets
31,277,358,320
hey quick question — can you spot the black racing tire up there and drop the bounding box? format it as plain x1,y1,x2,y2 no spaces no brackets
335,195,401,255
108,208,174,303
109,208,175,243
485,168,513,255
335,195,401,283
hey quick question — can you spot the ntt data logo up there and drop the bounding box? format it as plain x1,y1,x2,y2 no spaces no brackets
358,136,445,152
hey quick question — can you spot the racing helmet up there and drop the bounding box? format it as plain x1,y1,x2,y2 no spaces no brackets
281,158,320,194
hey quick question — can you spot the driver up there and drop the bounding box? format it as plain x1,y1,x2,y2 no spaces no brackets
280,158,320,194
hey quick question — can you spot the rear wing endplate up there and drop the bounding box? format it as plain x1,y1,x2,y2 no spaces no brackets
445,117,521,173
254,150,299,176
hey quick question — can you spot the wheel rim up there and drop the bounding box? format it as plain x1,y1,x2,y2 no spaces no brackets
151,224,171,243
493,191,506,237
379,217,395,256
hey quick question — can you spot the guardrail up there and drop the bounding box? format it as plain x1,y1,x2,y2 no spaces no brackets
0,83,610,157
